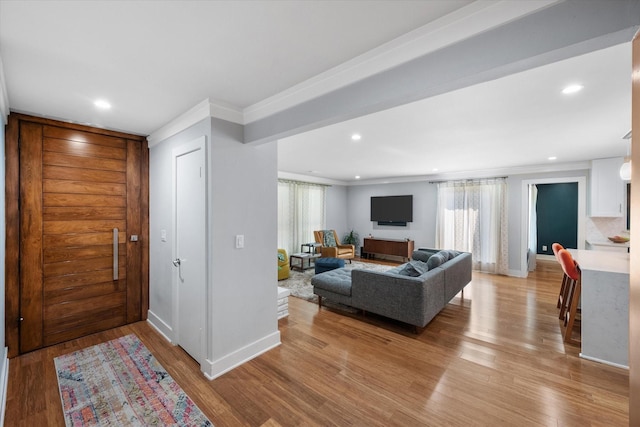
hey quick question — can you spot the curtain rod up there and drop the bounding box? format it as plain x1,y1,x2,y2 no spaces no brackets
428,176,508,184
278,178,331,187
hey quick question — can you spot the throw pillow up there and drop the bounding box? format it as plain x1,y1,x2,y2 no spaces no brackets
446,250,459,259
409,260,429,275
323,230,337,247
411,250,431,263
278,253,285,262
427,253,446,270
398,263,421,277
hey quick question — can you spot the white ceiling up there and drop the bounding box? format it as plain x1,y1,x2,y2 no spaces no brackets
278,42,632,183
0,0,472,133
0,1,633,183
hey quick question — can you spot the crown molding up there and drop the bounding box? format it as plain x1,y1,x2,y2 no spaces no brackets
147,98,243,147
346,161,591,186
152,1,558,140
242,0,559,124
277,171,348,187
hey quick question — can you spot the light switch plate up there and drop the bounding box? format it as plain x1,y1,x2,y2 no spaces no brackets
236,234,244,249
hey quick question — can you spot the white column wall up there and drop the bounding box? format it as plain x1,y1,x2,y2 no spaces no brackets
149,116,280,379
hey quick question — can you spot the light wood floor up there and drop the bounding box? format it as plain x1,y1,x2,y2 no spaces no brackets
5,260,628,426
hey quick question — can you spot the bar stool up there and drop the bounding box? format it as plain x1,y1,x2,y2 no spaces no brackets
557,249,581,343
552,243,569,317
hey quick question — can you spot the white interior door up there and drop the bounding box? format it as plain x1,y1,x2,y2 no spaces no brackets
174,137,207,363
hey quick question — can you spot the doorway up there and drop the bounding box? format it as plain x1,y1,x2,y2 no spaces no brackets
5,114,149,356
172,136,207,365
535,183,579,254
520,176,586,277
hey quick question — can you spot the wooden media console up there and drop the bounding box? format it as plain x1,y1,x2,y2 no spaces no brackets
362,237,414,262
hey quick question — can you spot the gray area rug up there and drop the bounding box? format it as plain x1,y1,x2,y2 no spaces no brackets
278,260,393,303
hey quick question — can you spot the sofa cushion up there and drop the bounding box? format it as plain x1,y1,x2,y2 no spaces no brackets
427,253,446,270
311,268,352,296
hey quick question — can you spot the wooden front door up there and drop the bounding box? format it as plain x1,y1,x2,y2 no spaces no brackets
5,114,149,355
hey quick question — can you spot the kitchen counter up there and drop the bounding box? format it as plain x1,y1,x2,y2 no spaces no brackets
568,249,629,368
586,239,629,252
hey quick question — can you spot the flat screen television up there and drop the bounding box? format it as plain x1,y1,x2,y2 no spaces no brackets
370,195,413,225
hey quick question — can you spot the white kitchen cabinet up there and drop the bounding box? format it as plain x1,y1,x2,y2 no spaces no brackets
590,157,625,217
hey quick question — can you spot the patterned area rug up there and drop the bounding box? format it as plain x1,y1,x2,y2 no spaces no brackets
279,260,393,303
54,334,212,427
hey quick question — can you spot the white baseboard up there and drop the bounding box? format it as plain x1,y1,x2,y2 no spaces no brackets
0,347,8,427
203,331,281,380
508,269,528,278
579,353,629,370
147,310,175,343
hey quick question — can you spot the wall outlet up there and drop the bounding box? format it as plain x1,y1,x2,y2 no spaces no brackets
542,245,548,251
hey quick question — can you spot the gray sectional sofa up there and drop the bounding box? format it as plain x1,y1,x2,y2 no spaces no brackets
311,249,472,328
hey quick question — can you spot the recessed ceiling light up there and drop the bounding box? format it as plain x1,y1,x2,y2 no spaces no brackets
432,168,439,172
561,84,583,95
548,156,557,161
351,134,361,141
94,99,111,109
355,175,360,179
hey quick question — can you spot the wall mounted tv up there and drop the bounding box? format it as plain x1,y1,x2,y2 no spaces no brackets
370,195,413,226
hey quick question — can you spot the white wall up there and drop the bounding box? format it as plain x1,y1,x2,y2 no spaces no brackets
208,117,279,371
329,169,590,273
325,184,348,238
149,118,212,336
149,116,280,379
345,181,438,250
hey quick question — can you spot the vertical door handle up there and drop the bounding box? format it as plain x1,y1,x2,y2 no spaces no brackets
113,228,119,281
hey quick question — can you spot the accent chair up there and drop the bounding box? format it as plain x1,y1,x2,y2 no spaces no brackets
313,229,355,263
278,249,290,280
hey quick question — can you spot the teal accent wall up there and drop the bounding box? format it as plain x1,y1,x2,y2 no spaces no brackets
536,183,578,254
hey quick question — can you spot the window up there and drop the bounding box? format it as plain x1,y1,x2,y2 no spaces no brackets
278,180,326,255
435,178,509,274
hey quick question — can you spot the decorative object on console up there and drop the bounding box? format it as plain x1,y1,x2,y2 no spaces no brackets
608,235,630,243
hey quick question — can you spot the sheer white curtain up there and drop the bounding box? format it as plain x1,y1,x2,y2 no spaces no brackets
435,178,509,275
278,180,326,255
